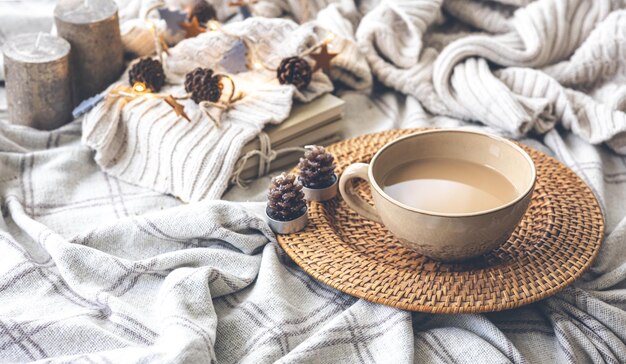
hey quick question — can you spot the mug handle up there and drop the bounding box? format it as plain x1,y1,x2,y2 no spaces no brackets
338,163,383,224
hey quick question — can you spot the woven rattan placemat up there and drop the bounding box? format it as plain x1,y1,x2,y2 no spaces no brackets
277,129,604,313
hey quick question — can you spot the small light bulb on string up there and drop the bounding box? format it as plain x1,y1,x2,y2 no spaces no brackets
324,32,335,44
207,20,220,32
253,62,263,70
307,34,339,74
133,82,148,94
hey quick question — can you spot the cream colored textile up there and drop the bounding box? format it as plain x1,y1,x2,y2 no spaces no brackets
355,0,626,153
312,3,373,91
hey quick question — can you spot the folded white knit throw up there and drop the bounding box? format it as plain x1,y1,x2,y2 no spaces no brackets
83,18,337,202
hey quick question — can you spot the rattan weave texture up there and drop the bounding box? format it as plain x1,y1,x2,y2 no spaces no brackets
277,129,604,313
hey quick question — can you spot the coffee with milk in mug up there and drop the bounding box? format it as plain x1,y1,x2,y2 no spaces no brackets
381,158,518,214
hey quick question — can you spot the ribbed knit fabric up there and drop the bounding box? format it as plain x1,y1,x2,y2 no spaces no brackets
246,0,373,91
313,3,373,91
83,18,337,202
354,0,626,153
442,0,513,34
252,0,339,23
431,0,617,135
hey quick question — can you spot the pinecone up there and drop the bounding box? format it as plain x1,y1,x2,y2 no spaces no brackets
128,58,165,92
189,1,217,23
184,67,222,103
298,146,336,189
277,56,312,89
267,173,307,221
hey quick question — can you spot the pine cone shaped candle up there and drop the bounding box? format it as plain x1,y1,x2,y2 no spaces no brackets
184,67,222,103
298,146,338,201
298,146,336,188
277,56,312,89
189,1,217,23
267,173,307,222
128,58,165,92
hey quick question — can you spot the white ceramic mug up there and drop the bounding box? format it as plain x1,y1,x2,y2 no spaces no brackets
338,130,536,261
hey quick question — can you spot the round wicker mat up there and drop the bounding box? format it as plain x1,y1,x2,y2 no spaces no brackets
277,129,604,313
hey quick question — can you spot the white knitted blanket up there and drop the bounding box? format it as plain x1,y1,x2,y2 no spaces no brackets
354,0,626,153
1,0,626,363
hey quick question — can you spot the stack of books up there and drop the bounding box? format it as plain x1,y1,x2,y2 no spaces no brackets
237,94,344,180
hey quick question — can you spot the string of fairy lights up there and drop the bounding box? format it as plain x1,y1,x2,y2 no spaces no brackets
74,1,338,128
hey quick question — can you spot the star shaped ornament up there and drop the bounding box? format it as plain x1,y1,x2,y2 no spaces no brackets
180,17,206,38
310,43,338,74
164,95,191,122
158,8,187,34
219,40,249,74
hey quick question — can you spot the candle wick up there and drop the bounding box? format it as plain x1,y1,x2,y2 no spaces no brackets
34,32,44,51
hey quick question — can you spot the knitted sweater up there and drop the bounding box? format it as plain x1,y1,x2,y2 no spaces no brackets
83,18,332,202
354,0,626,153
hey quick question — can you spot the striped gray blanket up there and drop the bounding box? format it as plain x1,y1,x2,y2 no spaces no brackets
1,0,626,363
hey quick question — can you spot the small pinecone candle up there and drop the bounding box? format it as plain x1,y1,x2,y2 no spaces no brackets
267,173,307,221
184,67,222,103
298,146,336,189
189,1,217,23
277,56,312,89
128,58,165,92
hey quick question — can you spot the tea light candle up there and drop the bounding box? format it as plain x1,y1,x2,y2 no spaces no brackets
54,0,124,102
3,33,73,129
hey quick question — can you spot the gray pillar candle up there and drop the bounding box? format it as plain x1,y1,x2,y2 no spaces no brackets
54,0,124,103
3,33,73,130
